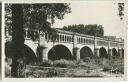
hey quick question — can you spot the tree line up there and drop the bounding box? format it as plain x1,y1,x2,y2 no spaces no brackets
62,24,104,37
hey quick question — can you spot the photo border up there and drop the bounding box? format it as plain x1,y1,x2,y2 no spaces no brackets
1,0,128,81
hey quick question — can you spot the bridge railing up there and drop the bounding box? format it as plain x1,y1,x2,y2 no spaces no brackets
76,37,94,45
110,42,118,47
44,30,124,48
118,43,124,48
24,29,39,40
45,33,74,43
97,40,109,46
23,28,124,48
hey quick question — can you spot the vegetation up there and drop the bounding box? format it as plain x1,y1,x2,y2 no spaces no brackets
53,59,76,68
5,57,124,78
102,58,124,74
40,60,53,67
118,3,124,20
5,4,71,77
62,24,104,37
5,3,124,78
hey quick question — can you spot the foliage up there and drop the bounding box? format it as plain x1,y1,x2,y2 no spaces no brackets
102,58,124,74
53,59,75,68
62,24,104,37
40,60,53,67
5,3,71,77
46,68,58,77
5,3,71,41
6,57,124,78
5,61,11,77
118,3,124,20
23,4,71,41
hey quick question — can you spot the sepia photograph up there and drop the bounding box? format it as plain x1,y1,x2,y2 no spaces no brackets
4,1,126,79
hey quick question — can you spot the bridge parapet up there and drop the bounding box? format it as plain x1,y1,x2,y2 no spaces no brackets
97,40,109,46
24,28,39,40
5,28,124,61
76,37,94,45
110,41,118,47
45,32,73,43
6,28,124,48
118,42,124,48
56,29,124,47
23,28,124,48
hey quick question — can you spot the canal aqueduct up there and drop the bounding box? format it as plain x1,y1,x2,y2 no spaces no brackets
5,28,124,64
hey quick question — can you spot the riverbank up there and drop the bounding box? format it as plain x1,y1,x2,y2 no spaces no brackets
5,57,124,78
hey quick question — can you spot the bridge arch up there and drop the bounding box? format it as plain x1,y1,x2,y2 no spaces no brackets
5,42,37,64
24,44,37,64
99,47,108,58
122,48,124,58
80,46,93,59
112,48,118,58
48,44,73,60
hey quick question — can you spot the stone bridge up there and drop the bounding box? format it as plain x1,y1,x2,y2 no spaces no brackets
5,28,124,63
24,29,124,62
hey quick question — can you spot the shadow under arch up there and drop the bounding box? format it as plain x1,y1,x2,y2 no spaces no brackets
112,48,118,58
5,42,37,64
80,46,93,59
24,44,37,64
122,48,124,58
99,47,108,58
48,44,73,60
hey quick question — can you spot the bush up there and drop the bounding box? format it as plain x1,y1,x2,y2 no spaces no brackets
46,68,58,77
40,60,53,67
101,58,124,74
5,61,11,77
53,59,75,68
82,57,91,62
102,66,111,72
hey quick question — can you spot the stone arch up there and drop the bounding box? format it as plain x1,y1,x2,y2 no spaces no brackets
80,46,93,59
99,47,108,58
48,44,73,60
24,44,37,64
112,48,118,58
5,42,37,64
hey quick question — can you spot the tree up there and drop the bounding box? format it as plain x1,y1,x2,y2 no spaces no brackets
118,3,124,20
62,24,104,37
5,3,71,77
10,4,25,77
23,4,71,41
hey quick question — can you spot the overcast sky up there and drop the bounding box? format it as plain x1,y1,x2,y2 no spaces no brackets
52,1,126,39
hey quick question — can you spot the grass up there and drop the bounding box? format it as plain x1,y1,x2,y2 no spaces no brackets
102,58,124,74
53,59,76,68
5,57,124,78
40,60,53,67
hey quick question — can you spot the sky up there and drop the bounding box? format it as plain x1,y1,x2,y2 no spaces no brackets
52,1,126,39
